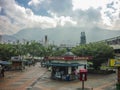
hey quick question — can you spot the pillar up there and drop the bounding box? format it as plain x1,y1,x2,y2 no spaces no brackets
118,67,120,83
68,67,71,74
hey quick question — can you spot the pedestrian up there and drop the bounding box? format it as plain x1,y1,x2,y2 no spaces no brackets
0,65,2,77
74,69,78,79
1,66,5,77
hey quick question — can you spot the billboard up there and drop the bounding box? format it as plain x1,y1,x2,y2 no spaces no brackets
109,59,120,67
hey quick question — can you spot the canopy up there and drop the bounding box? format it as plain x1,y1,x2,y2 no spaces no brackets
0,60,11,65
62,51,76,56
46,63,85,67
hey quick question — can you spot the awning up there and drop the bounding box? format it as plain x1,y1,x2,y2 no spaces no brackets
45,63,85,67
0,61,11,65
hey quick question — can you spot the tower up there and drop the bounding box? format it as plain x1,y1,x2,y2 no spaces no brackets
45,35,48,46
80,32,86,44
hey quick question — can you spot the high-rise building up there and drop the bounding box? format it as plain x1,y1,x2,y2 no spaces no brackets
80,32,86,44
45,35,48,44
45,35,48,45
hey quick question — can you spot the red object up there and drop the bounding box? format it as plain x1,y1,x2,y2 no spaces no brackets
48,56,92,60
64,56,73,60
79,69,87,81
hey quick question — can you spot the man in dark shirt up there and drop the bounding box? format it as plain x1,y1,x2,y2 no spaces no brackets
1,66,5,77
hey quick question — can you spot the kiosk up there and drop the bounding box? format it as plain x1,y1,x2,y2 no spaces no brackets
46,52,91,80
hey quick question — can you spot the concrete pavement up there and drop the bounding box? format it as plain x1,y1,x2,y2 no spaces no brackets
0,63,117,90
0,63,47,90
31,73,116,90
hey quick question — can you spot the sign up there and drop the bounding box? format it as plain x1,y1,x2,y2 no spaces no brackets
48,56,92,60
109,59,120,67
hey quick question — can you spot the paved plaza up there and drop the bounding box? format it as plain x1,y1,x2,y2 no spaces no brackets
0,63,47,90
31,72,116,90
0,63,117,90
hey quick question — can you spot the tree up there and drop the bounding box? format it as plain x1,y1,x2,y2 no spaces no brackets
72,42,114,69
26,41,45,58
0,43,18,60
52,47,67,56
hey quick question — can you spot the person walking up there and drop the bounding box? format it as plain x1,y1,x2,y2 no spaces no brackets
1,66,5,77
0,65,2,77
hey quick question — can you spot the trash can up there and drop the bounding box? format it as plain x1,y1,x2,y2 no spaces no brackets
116,83,120,90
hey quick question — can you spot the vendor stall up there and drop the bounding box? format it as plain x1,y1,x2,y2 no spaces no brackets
46,52,92,80
11,56,24,70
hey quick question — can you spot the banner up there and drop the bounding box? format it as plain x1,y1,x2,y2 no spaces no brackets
109,59,120,67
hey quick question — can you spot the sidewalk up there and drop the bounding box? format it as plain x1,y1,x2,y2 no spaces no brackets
0,63,47,90
94,82,116,90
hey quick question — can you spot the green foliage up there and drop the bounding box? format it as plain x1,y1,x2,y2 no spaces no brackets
0,41,66,60
0,41,45,60
25,41,45,57
72,42,114,69
0,41,114,67
42,45,67,57
0,43,17,60
52,48,67,56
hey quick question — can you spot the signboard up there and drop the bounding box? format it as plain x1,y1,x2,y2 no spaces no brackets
48,56,92,60
109,59,120,67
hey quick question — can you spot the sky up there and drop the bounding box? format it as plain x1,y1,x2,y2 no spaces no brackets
0,0,120,35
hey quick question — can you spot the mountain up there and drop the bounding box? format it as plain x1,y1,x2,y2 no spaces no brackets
1,35,17,43
11,27,120,45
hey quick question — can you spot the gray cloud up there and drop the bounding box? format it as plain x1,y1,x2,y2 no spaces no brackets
35,0,103,28
48,0,72,14
0,0,119,35
0,0,77,35
73,8,101,22
102,0,120,24
28,0,72,15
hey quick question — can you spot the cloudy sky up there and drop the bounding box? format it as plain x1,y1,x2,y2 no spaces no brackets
0,0,120,35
